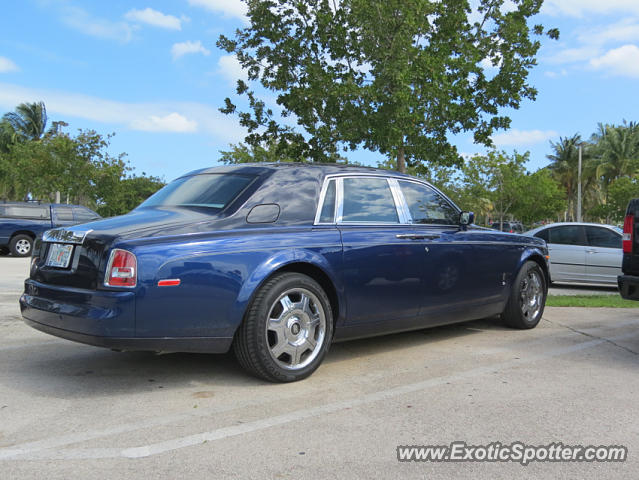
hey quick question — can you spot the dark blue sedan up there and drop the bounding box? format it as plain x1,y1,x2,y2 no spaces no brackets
20,164,549,382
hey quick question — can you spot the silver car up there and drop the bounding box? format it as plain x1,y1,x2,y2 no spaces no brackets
524,222,622,285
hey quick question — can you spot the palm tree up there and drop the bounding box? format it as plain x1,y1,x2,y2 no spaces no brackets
546,134,583,221
1,101,48,142
591,121,639,190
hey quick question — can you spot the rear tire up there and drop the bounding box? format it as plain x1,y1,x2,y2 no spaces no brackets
10,234,33,257
233,272,333,382
502,261,546,329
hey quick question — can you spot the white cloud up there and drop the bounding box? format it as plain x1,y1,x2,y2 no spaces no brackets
492,129,558,147
543,0,639,17
188,0,248,22
544,69,568,78
0,56,19,73
171,40,211,60
60,5,134,43
546,46,602,65
124,8,183,30
217,55,247,84
131,112,197,132
0,82,243,141
578,19,639,46
590,44,639,78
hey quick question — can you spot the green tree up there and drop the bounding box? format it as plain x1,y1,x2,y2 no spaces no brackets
546,134,585,221
591,122,639,195
218,0,558,172
512,168,565,225
2,101,49,142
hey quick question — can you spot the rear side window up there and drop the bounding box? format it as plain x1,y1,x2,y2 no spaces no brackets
341,177,399,223
2,205,50,219
548,226,584,245
138,174,255,210
318,179,336,223
399,181,458,225
586,226,621,249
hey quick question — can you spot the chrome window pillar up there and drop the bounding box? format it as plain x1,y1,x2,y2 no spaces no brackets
388,178,412,224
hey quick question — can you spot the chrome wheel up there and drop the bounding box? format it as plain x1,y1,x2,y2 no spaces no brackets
15,239,31,255
520,269,543,320
265,288,326,370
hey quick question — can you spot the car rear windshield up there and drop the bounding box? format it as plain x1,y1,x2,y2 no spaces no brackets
137,173,256,210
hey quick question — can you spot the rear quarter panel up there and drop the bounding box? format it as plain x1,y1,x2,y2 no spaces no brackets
127,226,343,339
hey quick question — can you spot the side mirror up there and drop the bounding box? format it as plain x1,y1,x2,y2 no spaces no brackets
459,211,474,227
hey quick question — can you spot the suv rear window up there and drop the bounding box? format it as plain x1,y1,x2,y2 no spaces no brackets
138,174,255,210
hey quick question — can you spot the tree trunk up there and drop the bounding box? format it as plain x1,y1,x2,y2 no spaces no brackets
397,145,406,173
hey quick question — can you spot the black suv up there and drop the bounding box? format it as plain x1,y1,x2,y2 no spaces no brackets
0,202,100,257
618,199,639,300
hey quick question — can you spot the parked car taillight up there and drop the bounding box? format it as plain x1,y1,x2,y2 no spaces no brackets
104,249,137,287
623,214,634,253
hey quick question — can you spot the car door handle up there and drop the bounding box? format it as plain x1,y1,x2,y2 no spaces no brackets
586,250,597,254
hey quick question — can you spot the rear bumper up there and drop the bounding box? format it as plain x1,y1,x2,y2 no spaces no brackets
20,279,232,353
22,316,233,353
618,275,639,301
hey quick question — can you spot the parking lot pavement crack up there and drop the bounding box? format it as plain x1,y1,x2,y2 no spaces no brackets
543,317,639,356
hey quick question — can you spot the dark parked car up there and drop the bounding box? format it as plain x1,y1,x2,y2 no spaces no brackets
0,202,101,257
20,164,549,382
618,199,639,300
491,221,523,234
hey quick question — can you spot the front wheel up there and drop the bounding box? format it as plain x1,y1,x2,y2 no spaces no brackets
233,272,333,382
502,261,546,329
10,234,33,257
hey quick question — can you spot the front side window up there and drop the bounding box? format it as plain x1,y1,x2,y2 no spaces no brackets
341,177,399,223
398,181,458,225
548,226,584,245
73,207,100,222
55,206,74,221
138,173,255,210
586,226,621,249
534,229,549,242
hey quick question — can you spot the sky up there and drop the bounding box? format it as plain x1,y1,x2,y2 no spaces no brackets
1,0,639,183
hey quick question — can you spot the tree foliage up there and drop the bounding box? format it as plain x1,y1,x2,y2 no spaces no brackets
0,102,165,216
218,0,558,171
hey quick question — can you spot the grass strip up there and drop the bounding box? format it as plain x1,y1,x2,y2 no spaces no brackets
546,295,639,308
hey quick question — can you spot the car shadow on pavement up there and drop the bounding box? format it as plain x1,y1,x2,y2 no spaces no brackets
3,317,515,398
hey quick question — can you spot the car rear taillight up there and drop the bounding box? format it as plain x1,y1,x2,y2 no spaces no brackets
105,249,137,287
623,214,634,253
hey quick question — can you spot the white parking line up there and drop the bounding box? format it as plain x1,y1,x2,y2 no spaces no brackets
2,330,637,461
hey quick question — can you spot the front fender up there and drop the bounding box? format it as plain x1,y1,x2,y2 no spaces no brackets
518,247,550,289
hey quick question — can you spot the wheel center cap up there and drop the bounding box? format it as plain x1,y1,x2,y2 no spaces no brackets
291,323,301,335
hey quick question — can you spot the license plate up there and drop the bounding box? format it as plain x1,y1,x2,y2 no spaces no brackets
46,244,74,268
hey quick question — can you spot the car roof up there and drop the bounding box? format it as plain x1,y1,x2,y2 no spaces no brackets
176,162,417,181
524,222,620,235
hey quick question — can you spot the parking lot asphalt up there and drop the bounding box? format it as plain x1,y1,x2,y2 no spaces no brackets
1,257,638,479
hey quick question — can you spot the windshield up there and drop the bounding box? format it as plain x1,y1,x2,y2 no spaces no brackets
137,173,256,210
